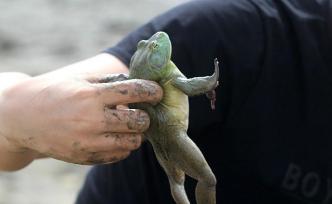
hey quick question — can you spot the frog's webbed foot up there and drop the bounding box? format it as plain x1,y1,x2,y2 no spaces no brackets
98,73,129,83
172,58,220,110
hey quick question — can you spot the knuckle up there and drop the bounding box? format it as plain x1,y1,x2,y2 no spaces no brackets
132,80,161,97
127,134,142,150
84,116,106,132
142,80,162,102
110,134,142,150
107,133,123,146
118,73,129,80
91,120,105,133
69,109,104,133
100,81,130,96
98,73,129,83
127,110,150,132
72,86,97,99
105,109,124,121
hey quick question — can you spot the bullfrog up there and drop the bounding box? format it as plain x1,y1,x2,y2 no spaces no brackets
109,31,219,204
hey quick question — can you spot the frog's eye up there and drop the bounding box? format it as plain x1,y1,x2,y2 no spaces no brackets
137,40,146,48
149,41,159,49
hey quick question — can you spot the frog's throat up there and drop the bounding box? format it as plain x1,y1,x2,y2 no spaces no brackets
161,77,173,86
158,101,170,111
159,61,175,85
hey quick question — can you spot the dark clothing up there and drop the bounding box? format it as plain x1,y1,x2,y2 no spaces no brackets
76,0,332,203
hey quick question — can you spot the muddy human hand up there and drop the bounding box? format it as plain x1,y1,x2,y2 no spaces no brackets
0,73,163,166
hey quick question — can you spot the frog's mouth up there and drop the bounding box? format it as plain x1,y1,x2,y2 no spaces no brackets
150,31,169,41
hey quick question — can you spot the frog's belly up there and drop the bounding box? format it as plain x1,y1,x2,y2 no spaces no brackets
142,84,189,154
156,84,189,129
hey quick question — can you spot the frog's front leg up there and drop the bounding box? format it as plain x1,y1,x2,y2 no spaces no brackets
172,59,220,109
172,58,219,96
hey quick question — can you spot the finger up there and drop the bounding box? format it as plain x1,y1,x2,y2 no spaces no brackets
81,150,131,165
103,133,142,151
116,104,128,110
91,73,129,83
82,133,142,152
103,108,150,133
100,73,129,83
95,79,163,105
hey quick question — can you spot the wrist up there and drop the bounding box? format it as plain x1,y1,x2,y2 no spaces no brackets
0,72,31,91
0,129,38,171
0,73,41,170
0,72,34,153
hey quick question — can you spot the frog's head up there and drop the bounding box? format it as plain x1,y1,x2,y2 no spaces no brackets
129,31,172,81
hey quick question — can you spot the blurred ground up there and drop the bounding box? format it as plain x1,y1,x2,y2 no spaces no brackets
0,0,187,74
0,0,187,203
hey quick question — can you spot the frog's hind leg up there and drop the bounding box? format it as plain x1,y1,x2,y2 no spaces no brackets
167,167,190,204
153,148,190,204
169,131,216,204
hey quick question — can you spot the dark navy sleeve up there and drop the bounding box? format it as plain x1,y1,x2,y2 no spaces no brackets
78,0,332,204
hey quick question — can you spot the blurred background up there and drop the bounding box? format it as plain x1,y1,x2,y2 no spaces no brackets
0,0,187,203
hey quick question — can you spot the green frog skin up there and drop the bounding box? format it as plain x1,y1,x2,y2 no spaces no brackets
108,32,219,204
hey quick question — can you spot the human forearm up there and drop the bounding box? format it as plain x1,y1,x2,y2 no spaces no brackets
0,72,39,171
0,136,38,171
42,53,129,79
